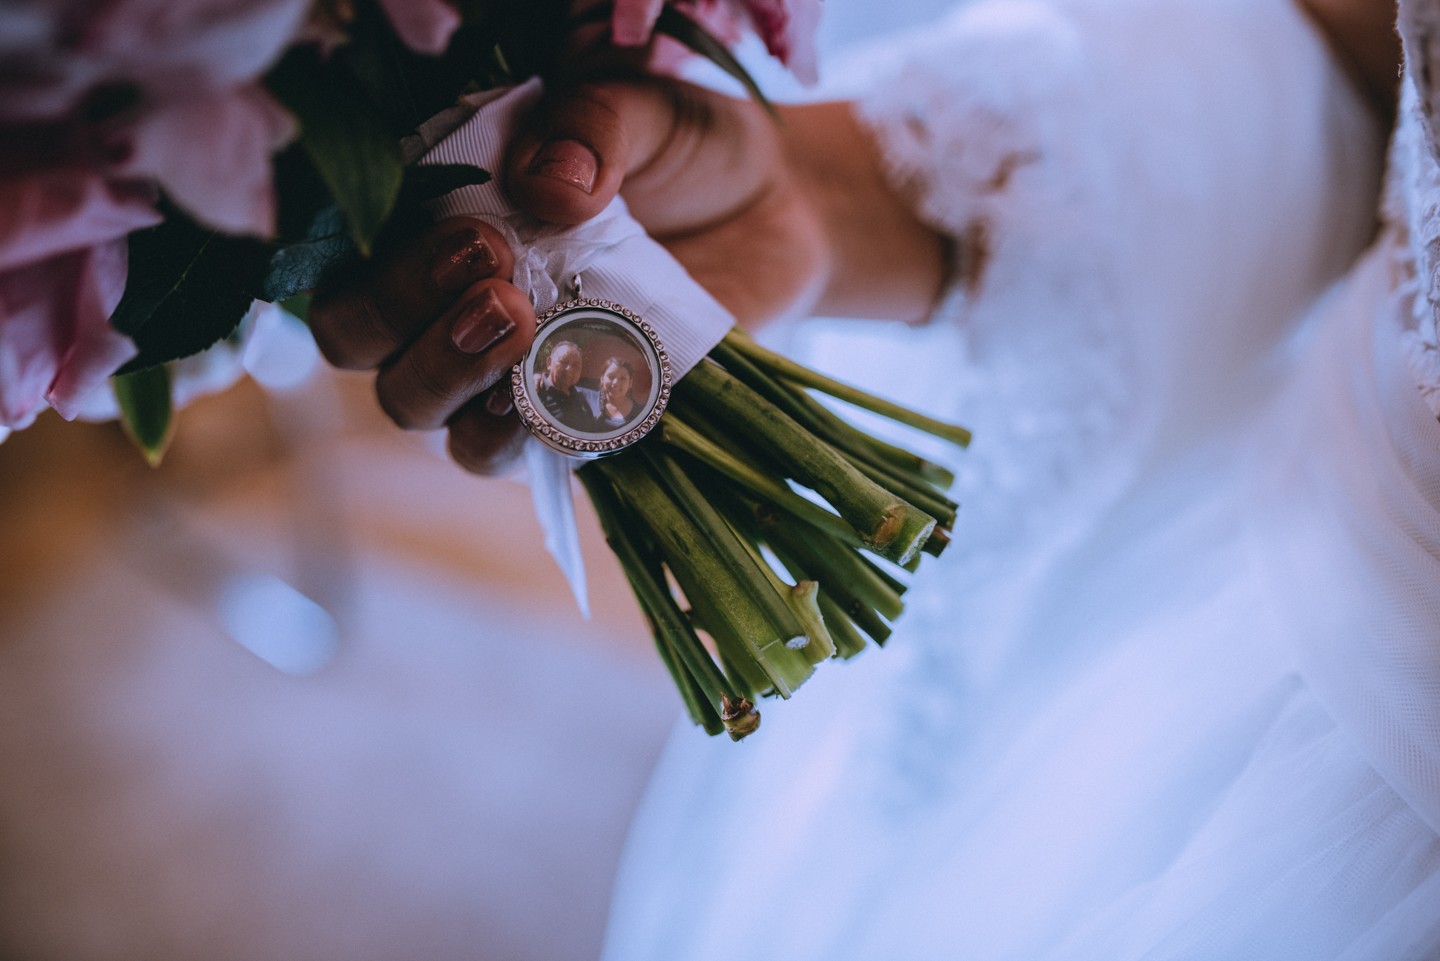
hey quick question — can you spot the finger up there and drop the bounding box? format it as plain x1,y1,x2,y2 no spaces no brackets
504,81,675,225
309,217,514,370
446,387,528,476
374,279,535,431
505,81,778,236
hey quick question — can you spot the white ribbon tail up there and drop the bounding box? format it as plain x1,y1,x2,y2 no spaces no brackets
525,440,589,618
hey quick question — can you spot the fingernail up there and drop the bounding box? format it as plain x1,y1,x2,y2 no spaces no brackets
431,227,499,292
485,388,514,417
450,290,515,354
611,14,651,46
529,139,597,193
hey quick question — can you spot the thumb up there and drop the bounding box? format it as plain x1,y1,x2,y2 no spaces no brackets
504,80,676,226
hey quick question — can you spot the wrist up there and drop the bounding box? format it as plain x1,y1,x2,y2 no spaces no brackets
779,100,949,323
1297,0,1400,123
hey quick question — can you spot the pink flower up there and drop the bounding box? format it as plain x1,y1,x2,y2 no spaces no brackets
611,0,666,45
0,153,160,429
735,0,820,84
0,0,310,237
378,0,462,56
0,0,313,428
609,0,822,83
0,241,137,428
0,0,463,432
0,0,312,123
114,84,296,236
0,159,160,274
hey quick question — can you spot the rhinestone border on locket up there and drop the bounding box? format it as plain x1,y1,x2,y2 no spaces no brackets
511,298,673,459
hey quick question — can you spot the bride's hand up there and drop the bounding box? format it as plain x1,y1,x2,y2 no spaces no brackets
306,81,820,475
308,215,537,475
506,78,829,326
308,80,948,475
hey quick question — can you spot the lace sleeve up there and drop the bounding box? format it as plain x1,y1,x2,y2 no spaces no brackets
832,0,1381,545
1389,0,1440,417
849,1,1092,327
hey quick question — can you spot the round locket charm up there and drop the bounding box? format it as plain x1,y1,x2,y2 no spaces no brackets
511,297,673,458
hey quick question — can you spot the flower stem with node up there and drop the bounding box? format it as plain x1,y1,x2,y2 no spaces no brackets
577,326,969,738
680,360,937,566
722,330,974,448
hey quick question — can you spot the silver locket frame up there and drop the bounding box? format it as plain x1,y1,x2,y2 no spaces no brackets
511,284,672,459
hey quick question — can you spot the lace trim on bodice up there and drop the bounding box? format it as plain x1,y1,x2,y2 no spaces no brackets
1391,0,1440,417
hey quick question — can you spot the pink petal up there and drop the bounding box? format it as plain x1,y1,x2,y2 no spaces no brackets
77,0,311,92
739,0,822,83
0,166,160,272
0,242,136,428
0,5,101,122
47,239,136,419
378,0,461,55
2,0,309,121
612,0,665,46
118,84,295,236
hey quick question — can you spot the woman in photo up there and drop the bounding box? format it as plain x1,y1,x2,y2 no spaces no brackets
597,357,639,429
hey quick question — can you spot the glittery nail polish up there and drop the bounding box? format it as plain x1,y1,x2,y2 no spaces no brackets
431,227,499,292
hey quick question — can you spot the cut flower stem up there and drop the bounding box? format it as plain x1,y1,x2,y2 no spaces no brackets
577,326,968,738
681,360,936,566
723,331,974,448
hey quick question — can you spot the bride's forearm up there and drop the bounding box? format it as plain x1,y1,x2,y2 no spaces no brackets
778,101,951,323
1296,0,1400,119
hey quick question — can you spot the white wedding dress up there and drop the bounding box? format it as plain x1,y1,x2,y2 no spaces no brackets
600,0,1440,958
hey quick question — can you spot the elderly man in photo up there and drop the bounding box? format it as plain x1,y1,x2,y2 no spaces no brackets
535,340,601,431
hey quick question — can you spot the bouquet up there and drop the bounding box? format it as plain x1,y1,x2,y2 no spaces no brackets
1,0,969,739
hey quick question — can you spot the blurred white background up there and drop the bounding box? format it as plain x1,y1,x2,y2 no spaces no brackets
0,3,960,959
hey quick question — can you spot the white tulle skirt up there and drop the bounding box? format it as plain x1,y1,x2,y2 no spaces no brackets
601,0,1440,957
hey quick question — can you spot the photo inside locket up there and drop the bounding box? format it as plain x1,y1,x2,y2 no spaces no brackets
527,313,659,439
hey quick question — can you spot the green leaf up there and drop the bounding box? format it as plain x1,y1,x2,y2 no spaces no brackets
337,0,505,136
279,294,312,326
113,365,174,466
481,0,569,82
110,205,267,373
267,48,405,254
261,204,352,303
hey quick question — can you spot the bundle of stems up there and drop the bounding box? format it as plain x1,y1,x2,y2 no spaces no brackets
580,329,970,740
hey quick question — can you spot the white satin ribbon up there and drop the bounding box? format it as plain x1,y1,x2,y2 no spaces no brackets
419,80,734,614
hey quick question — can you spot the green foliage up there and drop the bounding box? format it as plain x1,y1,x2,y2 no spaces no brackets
267,47,406,255
261,204,352,304
111,0,500,373
384,163,496,242
279,294,312,325
113,364,174,466
110,206,268,373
